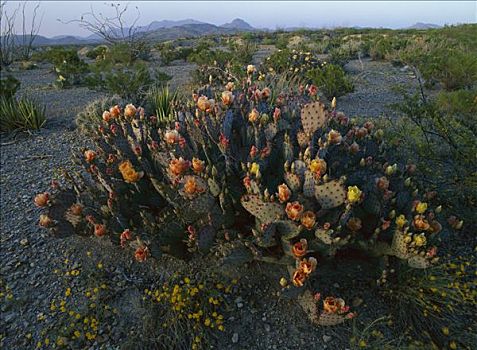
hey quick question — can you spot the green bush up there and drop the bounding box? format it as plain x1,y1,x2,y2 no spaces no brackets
86,45,108,60
386,92,477,227
0,96,46,132
307,63,354,99
41,47,89,88
0,75,20,99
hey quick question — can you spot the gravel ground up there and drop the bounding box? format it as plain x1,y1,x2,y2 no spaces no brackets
1,57,410,349
338,58,420,118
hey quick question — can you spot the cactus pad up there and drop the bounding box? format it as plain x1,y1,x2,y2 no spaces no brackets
314,180,346,209
265,123,278,141
390,229,410,259
241,195,283,223
316,312,347,326
408,255,431,269
303,170,315,198
301,101,328,136
284,172,302,192
297,130,309,148
315,228,333,244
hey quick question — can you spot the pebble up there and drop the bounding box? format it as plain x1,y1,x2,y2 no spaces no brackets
323,335,332,343
20,238,29,246
232,333,239,343
264,324,271,332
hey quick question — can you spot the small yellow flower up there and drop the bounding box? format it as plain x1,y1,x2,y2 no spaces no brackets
250,162,260,176
396,215,407,228
347,186,362,203
449,341,457,349
416,202,428,214
442,327,450,336
359,339,367,348
413,234,427,247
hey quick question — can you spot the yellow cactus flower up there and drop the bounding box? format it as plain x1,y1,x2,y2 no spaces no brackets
309,159,327,176
250,162,260,176
396,215,407,228
413,234,427,247
416,202,428,214
347,186,362,203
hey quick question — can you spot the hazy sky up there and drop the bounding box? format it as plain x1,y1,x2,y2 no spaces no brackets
2,1,476,37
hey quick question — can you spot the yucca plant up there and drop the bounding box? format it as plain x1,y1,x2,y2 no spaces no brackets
146,85,179,125
0,96,46,132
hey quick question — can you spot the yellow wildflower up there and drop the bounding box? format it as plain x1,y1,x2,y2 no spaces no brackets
347,186,362,203
396,215,407,228
416,202,428,214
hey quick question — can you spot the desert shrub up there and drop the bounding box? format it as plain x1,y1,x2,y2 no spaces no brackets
419,49,477,91
41,47,89,88
383,91,477,228
85,45,108,60
369,37,393,61
19,60,38,70
381,256,476,349
75,96,124,137
0,75,20,99
262,49,323,78
86,43,170,102
34,68,451,334
0,96,46,132
435,89,477,116
307,63,354,99
140,272,238,349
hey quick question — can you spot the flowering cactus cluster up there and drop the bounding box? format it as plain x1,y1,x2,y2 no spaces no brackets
35,65,445,326
262,49,324,77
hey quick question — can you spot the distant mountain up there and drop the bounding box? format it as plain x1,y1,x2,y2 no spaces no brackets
1,18,256,46
407,22,441,29
138,19,206,31
221,18,254,31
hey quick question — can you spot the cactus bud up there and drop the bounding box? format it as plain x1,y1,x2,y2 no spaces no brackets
212,166,218,177
435,205,442,213
284,161,290,172
279,277,288,287
412,189,419,197
304,147,311,160
264,188,270,200
385,165,394,176
374,228,381,235
404,177,411,187
291,162,295,174
331,97,337,109
209,75,213,84
241,162,247,172
455,220,464,230
392,163,398,172
388,210,396,219
323,174,329,182
256,169,262,180
375,129,384,139
360,158,366,167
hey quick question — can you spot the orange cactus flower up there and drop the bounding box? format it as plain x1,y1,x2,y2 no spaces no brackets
414,215,430,231
225,82,235,91
120,229,132,248
34,192,50,207
118,160,144,183
292,238,308,258
292,269,307,287
261,87,271,99
327,129,342,144
286,201,304,221
109,105,121,118
197,96,211,112
192,158,205,173
102,111,112,122
135,245,149,262
221,91,234,106
84,150,96,163
69,203,83,216
94,224,106,237
183,176,205,196
323,297,346,314
248,108,260,123
124,104,137,118
299,257,317,274
347,217,362,232
376,176,390,191
165,130,179,144
39,214,53,227
309,159,327,176
301,211,316,230
277,184,291,203
169,157,190,177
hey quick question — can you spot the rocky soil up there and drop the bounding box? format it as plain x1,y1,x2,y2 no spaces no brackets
1,55,417,349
